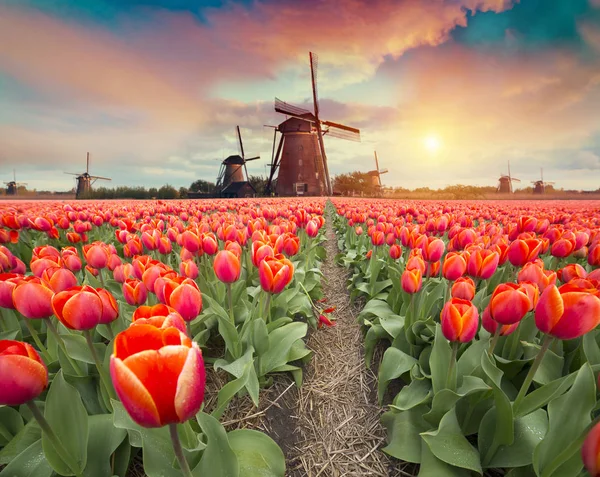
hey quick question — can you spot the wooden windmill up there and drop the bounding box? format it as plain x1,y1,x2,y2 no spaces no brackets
367,151,388,196
266,52,361,196
64,152,111,199
497,160,520,193
532,168,555,194
4,170,27,195
215,126,260,198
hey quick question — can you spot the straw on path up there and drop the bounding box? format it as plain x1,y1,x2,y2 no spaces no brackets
284,204,407,477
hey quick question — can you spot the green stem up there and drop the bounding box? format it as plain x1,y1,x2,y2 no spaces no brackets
227,283,234,323
169,423,193,477
23,318,52,363
186,321,192,337
45,319,85,377
446,341,458,391
0,421,13,442
488,326,502,356
507,321,522,360
106,321,115,341
83,329,117,401
26,401,83,477
513,334,553,414
264,293,272,323
98,269,105,287
540,414,600,477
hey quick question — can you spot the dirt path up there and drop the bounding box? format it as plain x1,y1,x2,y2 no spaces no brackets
278,204,395,477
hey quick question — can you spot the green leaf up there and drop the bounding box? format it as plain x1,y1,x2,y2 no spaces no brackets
423,376,490,426
83,415,127,477
478,409,548,468
0,440,53,477
516,372,577,418
0,406,24,445
429,324,452,394
533,363,596,477
381,405,430,463
457,338,489,377
480,351,514,459
195,413,239,477
533,347,564,385
583,331,600,365
420,408,482,474
141,427,179,477
378,347,417,404
213,347,259,418
228,429,285,477
112,399,143,447
42,369,88,476
0,420,41,465
249,319,269,356
391,377,432,411
62,334,106,365
259,322,307,376
418,442,471,477
364,324,390,367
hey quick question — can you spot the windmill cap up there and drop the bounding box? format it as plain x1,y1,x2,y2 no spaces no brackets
223,155,245,165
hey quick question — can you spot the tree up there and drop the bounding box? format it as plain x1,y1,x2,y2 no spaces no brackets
189,179,215,194
248,175,268,196
158,184,178,199
333,172,377,196
179,187,188,199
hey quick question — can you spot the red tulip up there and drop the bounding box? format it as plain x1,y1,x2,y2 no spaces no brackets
401,268,422,294
306,220,319,238
582,421,600,477
202,233,218,256
252,241,275,267
123,279,148,306
421,237,445,262
0,273,21,309
113,263,133,283
589,244,600,267
61,247,82,273
481,306,519,336
163,277,202,322
214,250,241,283
517,261,556,292
507,239,542,267
12,277,54,319
389,244,402,260
52,285,104,330
259,255,294,294
451,277,475,301
83,243,110,269
41,267,78,293
558,263,587,284
489,283,531,325
440,298,479,343
0,340,48,405
181,230,201,253
467,248,499,280
110,324,205,427
535,284,600,340
179,260,199,280
371,231,385,247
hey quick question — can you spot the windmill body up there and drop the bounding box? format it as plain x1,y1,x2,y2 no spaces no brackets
532,168,554,194
4,170,27,195
266,52,360,197
214,126,260,198
497,160,520,193
64,153,111,199
366,151,388,196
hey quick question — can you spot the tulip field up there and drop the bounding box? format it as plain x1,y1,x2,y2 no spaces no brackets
1,198,600,476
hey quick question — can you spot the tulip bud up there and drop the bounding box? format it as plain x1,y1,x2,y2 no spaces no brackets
163,277,202,322
489,283,531,325
214,250,241,284
13,277,55,319
481,306,519,336
582,421,600,477
83,243,110,269
401,268,422,294
389,244,402,260
179,260,199,279
0,273,22,309
508,239,542,267
451,277,475,301
259,256,294,294
132,304,187,333
0,340,48,405
52,285,104,330
306,220,319,238
442,252,467,281
440,298,479,343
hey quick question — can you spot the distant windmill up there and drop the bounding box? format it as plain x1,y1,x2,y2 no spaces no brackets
367,151,388,196
4,170,27,196
497,160,520,193
215,126,260,198
266,52,361,197
64,152,111,199
532,168,555,194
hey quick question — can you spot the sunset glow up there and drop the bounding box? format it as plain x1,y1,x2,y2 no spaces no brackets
424,136,441,154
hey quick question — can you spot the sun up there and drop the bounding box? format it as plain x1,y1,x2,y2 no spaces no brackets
424,135,441,153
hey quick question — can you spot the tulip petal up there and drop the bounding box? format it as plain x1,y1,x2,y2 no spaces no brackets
549,292,600,340
535,286,564,335
0,355,48,406
110,356,161,427
175,344,205,422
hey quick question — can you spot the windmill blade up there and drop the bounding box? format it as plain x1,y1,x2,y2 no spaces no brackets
236,126,245,159
267,133,285,194
379,169,389,174
64,172,81,176
86,152,90,174
321,121,361,142
309,51,331,195
90,176,111,181
374,151,380,171
244,156,260,162
546,182,556,185
274,98,312,117
512,178,521,182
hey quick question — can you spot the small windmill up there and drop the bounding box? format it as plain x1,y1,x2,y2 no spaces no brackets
4,170,27,195
497,160,520,193
215,126,260,198
532,168,555,194
64,152,111,199
367,151,388,196
266,52,361,197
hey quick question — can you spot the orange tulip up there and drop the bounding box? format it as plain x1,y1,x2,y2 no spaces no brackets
467,248,499,280
481,306,519,336
0,273,22,309
123,279,148,306
41,267,78,293
582,421,600,477
0,340,48,405
440,298,479,343
163,277,202,322
83,243,110,269
259,255,294,294
508,239,542,267
517,261,556,292
389,244,402,260
442,252,467,281
12,277,54,319
110,324,205,427
451,277,475,301
401,268,422,294
535,284,600,340
558,263,587,284
132,304,186,333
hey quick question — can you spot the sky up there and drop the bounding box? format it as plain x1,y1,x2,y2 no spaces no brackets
1,0,600,192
